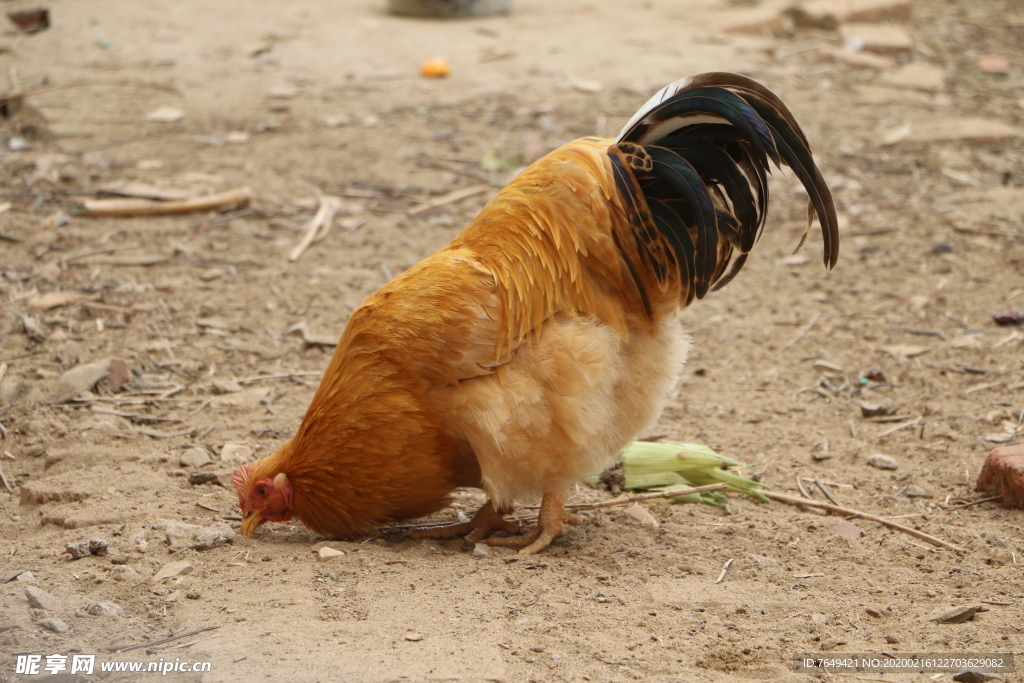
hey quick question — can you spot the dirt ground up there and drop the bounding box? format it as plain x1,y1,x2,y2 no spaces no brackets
1,0,1023,681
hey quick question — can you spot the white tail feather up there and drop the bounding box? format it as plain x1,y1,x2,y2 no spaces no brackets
615,75,699,142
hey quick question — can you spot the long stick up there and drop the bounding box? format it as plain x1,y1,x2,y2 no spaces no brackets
763,490,963,552
81,188,251,217
107,625,220,653
564,483,729,511
388,484,729,531
289,195,344,262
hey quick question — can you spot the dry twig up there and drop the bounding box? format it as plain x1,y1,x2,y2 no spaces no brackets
946,496,1002,510
715,558,734,584
777,312,822,353
81,188,252,217
289,195,344,262
876,416,922,439
763,490,963,551
407,184,491,216
107,626,220,653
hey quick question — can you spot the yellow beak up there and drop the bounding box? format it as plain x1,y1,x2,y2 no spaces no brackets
240,510,265,537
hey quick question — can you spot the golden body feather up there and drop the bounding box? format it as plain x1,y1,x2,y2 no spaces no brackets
254,139,686,536
235,73,837,550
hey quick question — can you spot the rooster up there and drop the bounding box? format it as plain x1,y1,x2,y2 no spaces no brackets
234,72,838,554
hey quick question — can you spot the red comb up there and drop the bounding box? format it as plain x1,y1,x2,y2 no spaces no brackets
232,463,253,494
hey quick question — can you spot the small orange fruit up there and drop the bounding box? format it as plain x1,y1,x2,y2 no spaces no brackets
420,58,451,78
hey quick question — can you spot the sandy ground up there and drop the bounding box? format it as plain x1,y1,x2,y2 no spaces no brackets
1,0,1023,681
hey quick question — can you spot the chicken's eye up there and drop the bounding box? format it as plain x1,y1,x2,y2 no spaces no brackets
255,485,268,497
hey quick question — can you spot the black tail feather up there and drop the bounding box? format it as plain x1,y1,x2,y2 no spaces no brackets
608,72,838,308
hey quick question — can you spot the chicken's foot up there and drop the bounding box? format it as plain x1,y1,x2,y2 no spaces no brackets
484,491,579,555
410,501,520,542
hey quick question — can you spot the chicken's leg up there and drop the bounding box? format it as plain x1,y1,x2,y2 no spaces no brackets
410,501,520,542
484,491,578,555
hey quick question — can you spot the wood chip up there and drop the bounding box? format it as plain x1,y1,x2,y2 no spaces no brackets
81,187,251,217
28,291,91,311
714,558,734,584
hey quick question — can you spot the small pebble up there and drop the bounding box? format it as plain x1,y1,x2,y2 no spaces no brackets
859,398,895,418
318,547,344,562
180,447,212,468
866,454,899,470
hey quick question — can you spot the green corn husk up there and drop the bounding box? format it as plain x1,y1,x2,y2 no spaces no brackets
585,441,769,506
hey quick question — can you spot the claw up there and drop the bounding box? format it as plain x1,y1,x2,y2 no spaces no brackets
483,491,571,555
410,501,518,542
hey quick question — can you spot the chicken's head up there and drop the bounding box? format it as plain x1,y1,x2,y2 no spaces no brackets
232,464,295,536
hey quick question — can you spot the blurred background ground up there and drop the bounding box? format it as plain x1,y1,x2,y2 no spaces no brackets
0,0,1023,681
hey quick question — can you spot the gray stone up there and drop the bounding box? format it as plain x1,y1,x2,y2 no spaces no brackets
86,601,124,618
191,523,235,551
38,618,70,633
65,541,91,559
49,359,112,403
66,538,108,559
110,565,140,582
25,585,62,611
165,521,234,552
